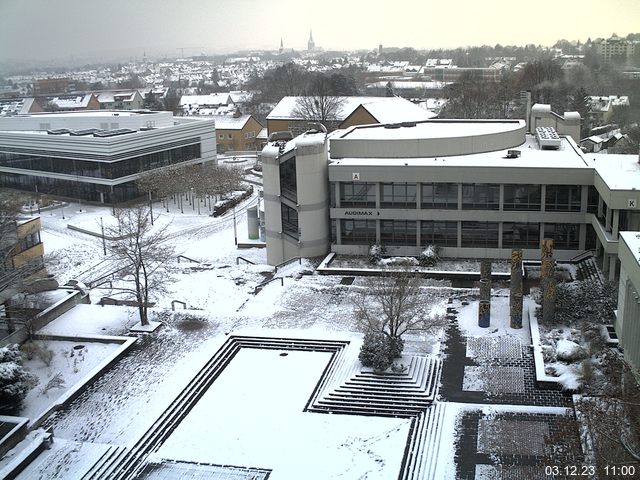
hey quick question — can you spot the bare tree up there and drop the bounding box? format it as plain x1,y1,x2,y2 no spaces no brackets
352,268,446,369
137,164,244,214
106,206,174,326
292,74,346,132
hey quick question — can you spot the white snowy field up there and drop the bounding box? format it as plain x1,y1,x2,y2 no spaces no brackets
154,348,411,480
20,340,121,420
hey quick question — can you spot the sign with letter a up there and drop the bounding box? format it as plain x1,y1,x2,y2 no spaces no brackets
352,172,360,181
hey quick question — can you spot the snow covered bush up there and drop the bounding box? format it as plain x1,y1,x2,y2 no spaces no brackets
368,244,386,264
359,331,405,372
359,331,393,371
0,344,38,414
418,245,441,267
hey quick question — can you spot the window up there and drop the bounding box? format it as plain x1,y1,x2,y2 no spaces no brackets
503,185,541,211
329,183,337,208
543,223,580,249
421,183,458,209
20,231,41,251
502,222,540,249
279,157,297,202
381,183,416,209
281,204,298,239
462,184,499,210
218,133,223,139
545,185,582,212
380,220,417,246
340,182,376,208
587,186,598,214
227,133,233,139
421,220,458,247
461,222,499,248
341,219,376,245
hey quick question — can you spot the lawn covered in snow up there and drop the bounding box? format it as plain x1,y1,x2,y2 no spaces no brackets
154,348,411,480
20,339,121,420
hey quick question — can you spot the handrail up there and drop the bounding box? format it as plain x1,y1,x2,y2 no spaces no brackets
569,249,595,263
171,300,187,311
236,256,256,265
274,256,302,273
177,255,201,264
253,277,284,294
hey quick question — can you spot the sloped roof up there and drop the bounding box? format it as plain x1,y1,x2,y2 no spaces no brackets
180,93,233,107
212,114,251,130
267,96,436,123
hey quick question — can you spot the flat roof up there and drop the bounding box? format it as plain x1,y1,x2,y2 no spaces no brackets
14,110,154,118
330,135,590,170
588,153,640,191
339,119,524,140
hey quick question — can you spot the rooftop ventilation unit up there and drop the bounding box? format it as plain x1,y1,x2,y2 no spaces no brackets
506,149,521,158
69,128,100,136
47,128,69,135
93,128,137,138
535,126,561,149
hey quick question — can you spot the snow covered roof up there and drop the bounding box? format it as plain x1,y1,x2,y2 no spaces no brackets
588,153,640,191
49,94,94,109
267,96,436,123
180,93,233,107
330,134,589,170
0,97,37,116
357,98,437,123
96,91,139,103
211,114,252,130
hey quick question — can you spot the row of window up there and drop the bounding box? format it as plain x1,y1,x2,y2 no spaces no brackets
0,172,138,203
337,219,588,250
0,144,201,180
217,131,258,140
334,182,597,213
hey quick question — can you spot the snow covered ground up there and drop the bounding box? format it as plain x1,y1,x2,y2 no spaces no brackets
2,191,571,479
20,340,121,420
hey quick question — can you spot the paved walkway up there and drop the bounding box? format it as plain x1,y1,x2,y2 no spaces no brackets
439,295,579,479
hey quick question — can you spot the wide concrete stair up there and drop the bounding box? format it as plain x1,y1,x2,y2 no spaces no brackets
574,253,603,285
400,402,447,480
309,356,441,418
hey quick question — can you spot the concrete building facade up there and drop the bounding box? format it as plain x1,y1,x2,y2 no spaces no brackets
0,111,216,204
262,116,640,281
616,232,640,370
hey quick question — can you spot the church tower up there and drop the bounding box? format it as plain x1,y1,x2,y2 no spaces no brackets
307,30,315,51
279,38,284,54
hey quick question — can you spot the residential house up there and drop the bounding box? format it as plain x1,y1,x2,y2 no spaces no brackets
266,96,437,136
213,113,264,152
97,90,145,110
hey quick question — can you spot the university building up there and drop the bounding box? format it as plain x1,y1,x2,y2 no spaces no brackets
262,107,640,285
0,110,216,204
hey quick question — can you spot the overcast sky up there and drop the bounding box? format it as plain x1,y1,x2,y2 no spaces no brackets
1,0,639,63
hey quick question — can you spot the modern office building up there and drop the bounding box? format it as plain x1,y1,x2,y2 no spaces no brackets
617,232,640,370
262,106,640,283
0,110,216,204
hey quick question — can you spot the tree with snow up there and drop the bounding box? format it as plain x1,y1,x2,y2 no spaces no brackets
292,73,346,132
353,268,446,370
106,206,174,326
0,344,37,414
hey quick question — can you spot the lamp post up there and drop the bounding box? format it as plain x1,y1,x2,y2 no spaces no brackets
100,217,107,255
148,190,154,225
